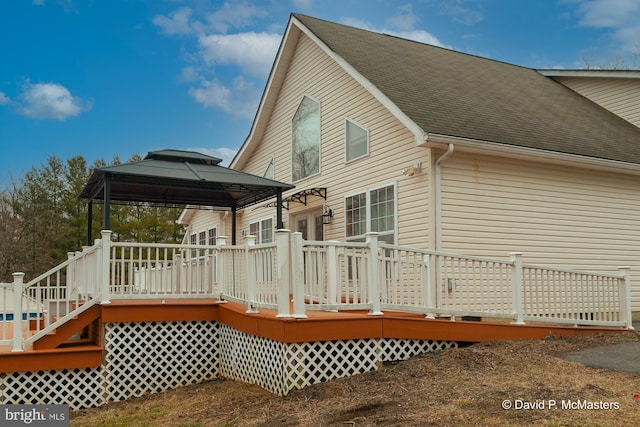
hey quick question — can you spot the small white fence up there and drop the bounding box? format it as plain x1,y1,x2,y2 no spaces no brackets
1,229,633,351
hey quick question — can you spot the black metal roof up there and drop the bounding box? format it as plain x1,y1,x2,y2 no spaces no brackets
79,149,294,209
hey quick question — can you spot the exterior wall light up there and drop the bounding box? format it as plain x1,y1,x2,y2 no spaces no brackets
322,207,333,224
402,162,423,176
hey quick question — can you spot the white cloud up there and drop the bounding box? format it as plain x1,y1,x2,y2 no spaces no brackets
439,0,485,26
17,82,92,120
292,0,314,10
197,32,281,77
185,146,237,166
340,16,448,48
153,7,198,36
188,76,258,118
204,2,267,33
385,4,419,31
178,66,203,83
575,0,640,52
387,30,447,47
0,92,10,105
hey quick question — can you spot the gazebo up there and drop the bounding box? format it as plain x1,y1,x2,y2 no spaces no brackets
79,149,294,245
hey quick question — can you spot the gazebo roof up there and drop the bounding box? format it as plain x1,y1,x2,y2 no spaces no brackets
79,149,294,209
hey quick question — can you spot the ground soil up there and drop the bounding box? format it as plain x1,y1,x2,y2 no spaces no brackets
70,332,640,427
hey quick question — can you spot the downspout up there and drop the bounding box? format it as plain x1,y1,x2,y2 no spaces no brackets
434,144,454,251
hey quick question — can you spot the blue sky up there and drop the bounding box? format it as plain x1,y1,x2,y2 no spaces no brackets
1,0,639,188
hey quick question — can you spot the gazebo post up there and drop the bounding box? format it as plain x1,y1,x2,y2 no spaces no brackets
276,188,284,229
231,205,237,245
103,172,111,231
86,199,93,246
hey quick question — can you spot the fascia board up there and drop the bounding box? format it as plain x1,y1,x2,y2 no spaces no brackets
538,69,640,79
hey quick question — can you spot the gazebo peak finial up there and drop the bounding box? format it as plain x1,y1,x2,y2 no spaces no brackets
144,149,223,166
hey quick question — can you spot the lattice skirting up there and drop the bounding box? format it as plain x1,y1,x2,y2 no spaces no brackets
0,320,220,410
0,321,456,408
218,324,457,396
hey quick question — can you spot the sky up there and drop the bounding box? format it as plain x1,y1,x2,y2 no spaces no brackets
1,0,639,189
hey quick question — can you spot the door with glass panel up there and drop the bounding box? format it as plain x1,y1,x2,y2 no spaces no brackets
293,209,324,241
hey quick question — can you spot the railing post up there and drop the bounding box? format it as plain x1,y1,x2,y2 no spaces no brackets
66,251,75,302
100,230,112,305
366,232,383,316
275,229,291,318
11,272,25,352
424,254,436,319
291,232,307,318
174,252,183,295
618,266,633,330
245,235,258,313
510,252,525,325
326,241,339,308
216,236,227,302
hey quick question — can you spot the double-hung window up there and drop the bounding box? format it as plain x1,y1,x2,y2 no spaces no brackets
345,183,396,244
249,218,274,244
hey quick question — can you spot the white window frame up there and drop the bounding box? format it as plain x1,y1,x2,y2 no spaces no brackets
344,181,397,244
189,232,198,258
344,118,369,163
291,94,321,183
207,227,217,254
249,217,274,244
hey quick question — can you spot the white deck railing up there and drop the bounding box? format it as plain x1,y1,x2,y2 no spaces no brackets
1,229,633,351
0,239,104,352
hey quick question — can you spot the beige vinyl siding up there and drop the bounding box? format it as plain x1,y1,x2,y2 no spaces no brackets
181,208,225,242
556,77,640,128
440,152,640,311
237,31,432,247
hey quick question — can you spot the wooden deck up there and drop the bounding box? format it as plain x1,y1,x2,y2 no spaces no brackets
0,299,628,374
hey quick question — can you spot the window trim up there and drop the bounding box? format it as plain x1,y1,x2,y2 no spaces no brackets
344,181,397,244
344,118,369,164
291,94,321,183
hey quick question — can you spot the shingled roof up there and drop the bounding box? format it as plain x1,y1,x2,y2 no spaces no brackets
293,14,640,165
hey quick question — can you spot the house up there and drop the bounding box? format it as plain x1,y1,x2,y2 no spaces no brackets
2,14,636,409
179,14,640,317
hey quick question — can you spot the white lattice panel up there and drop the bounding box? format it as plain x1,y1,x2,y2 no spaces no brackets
218,324,287,395
284,339,380,393
0,367,106,410
380,338,457,362
103,321,219,402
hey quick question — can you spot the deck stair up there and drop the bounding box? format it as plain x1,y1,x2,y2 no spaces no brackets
32,304,101,350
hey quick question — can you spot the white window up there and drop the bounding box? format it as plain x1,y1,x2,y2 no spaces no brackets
189,233,197,258
208,227,217,253
292,95,320,182
264,157,275,180
198,230,206,256
345,183,396,244
345,119,368,162
249,218,274,244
